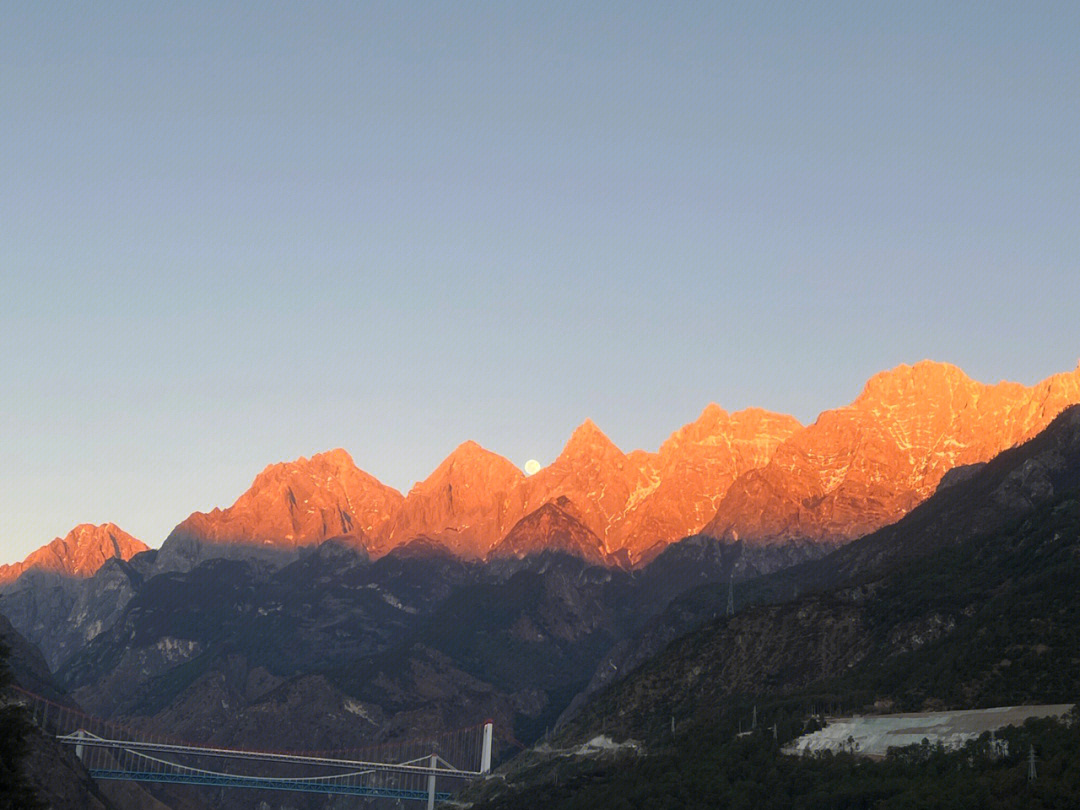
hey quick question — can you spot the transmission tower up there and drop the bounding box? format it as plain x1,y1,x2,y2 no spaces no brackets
1028,744,1037,782
726,573,735,616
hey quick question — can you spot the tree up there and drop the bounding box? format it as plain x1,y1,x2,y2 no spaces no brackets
0,641,44,809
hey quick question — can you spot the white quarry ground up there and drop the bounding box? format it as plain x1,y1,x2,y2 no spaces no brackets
574,735,642,756
531,735,643,759
783,704,1074,759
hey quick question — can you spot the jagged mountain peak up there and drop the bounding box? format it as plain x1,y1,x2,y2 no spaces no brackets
489,499,608,565
607,404,803,561
310,446,356,465
702,363,1080,546
247,447,367,486
559,419,623,459
661,404,803,452
401,440,524,503
209,448,403,526
666,403,731,443
0,523,147,587
852,360,972,408
381,441,526,560
423,440,524,481
157,449,404,572
1032,360,1080,398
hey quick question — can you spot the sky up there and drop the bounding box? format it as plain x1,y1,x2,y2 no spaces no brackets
2,2,1079,563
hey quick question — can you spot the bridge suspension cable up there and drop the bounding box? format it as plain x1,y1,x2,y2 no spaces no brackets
8,686,495,807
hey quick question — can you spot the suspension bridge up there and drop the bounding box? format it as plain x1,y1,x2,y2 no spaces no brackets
10,686,494,807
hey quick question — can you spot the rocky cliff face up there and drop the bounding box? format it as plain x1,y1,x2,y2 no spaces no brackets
376,410,800,564
0,555,157,672
155,449,403,572
702,360,1080,544
0,524,147,586
490,498,609,565
0,525,151,671
519,420,658,554
612,406,803,560
160,363,1080,568
148,411,801,571
379,441,526,559
34,362,1080,583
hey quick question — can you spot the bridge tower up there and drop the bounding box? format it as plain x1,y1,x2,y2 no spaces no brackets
481,721,493,774
427,753,438,810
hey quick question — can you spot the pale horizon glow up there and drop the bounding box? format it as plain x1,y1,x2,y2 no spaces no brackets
3,3,1079,563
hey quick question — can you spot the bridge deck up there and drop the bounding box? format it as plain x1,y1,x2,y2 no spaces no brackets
90,769,453,802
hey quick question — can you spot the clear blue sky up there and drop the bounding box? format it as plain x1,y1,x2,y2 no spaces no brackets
3,2,1079,562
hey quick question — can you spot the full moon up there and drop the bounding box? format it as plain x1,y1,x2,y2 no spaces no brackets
524,459,541,476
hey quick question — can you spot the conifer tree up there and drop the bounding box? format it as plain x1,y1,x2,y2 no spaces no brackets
0,641,43,809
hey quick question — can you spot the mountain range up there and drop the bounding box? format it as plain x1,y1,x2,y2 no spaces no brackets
4,360,1080,810
471,404,1080,809
7,360,1080,586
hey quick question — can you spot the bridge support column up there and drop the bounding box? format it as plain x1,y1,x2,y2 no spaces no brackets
427,753,437,809
481,722,493,774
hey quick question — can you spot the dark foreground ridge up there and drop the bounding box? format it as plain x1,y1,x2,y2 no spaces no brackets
470,406,1080,808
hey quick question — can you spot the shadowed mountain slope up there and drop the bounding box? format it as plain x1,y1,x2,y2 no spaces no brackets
467,407,1080,810
490,498,609,566
0,526,152,671
560,404,1080,743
